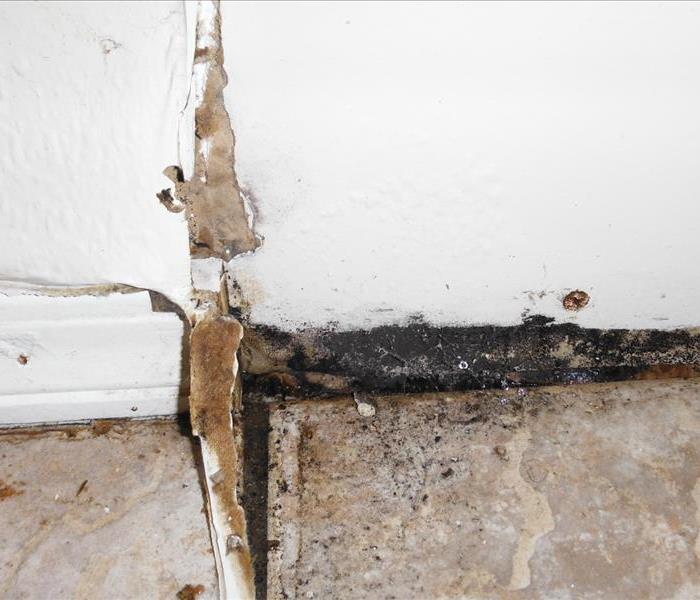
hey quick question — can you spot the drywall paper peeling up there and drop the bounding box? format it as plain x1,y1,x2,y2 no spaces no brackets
172,0,260,261
189,315,255,600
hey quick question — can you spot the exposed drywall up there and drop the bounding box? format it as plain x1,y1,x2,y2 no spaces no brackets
0,1,193,305
221,1,700,331
190,314,255,600
174,0,259,260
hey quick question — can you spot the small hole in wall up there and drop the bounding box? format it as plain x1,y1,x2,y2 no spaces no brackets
562,290,590,311
17,354,28,365
130,406,138,412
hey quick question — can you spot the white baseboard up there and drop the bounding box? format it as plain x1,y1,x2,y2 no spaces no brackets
0,291,185,426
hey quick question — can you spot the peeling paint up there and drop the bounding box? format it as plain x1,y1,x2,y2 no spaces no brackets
159,4,262,595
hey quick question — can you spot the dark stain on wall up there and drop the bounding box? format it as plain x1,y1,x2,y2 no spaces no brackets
239,318,700,397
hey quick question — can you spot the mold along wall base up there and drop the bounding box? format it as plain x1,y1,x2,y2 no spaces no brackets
241,320,700,397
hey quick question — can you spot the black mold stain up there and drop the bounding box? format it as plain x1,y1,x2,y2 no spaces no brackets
241,395,269,600
241,317,700,396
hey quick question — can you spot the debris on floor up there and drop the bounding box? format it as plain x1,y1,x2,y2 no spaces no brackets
267,379,700,599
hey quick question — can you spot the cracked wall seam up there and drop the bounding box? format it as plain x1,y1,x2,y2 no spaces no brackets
164,2,260,598
165,0,260,263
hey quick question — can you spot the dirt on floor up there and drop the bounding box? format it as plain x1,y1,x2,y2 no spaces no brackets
266,378,700,600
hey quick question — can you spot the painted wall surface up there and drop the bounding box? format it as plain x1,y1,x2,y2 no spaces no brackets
0,1,193,304
0,291,185,424
222,1,700,331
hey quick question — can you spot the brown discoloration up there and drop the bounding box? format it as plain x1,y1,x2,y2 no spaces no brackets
239,328,294,376
14,283,138,298
634,364,700,380
267,379,700,599
0,481,23,501
167,3,258,260
176,584,205,600
0,417,182,443
302,372,352,393
189,315,255,597
562,289,590,311
91,420,120,437
17,354,28,365
494,445,509,461
76,480,88,497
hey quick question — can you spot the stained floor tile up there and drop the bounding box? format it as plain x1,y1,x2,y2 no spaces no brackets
0,419,217,600
268,379,700,599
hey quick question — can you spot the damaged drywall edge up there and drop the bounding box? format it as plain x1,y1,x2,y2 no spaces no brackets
173,3,260,598
177,1,198,182
164,0,260,262
189,313,255,600
186,256,256,600
0,281,139,299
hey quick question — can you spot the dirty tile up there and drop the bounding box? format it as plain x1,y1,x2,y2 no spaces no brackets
0,419,217,600
268,379,700,599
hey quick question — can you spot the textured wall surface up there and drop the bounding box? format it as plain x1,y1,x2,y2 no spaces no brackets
222,2,700,331
0,1,197,424
0,1,192,304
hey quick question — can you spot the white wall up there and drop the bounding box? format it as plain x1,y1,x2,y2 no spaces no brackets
222,1,700,331
0,1,196,424
0,1,193,305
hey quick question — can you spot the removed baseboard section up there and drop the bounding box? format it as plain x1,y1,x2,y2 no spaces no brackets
0,291,185,425
241,319,700,396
